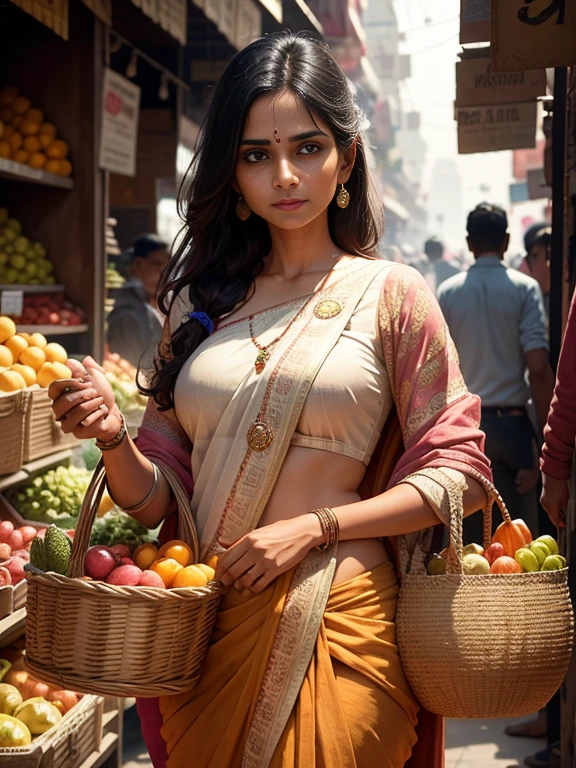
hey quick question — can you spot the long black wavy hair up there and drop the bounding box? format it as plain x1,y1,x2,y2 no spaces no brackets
144,31,384,410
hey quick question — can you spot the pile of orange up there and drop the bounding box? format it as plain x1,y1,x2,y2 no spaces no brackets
0,87,73,177
133,540,218,588
0,315,71,392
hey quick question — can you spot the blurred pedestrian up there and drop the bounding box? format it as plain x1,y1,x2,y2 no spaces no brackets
107,233,170,369
424,236,459,292
437,203,554,543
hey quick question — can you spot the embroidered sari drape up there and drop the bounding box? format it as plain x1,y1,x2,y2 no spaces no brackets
134,262,492,768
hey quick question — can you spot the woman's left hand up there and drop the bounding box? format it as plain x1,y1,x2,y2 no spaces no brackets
215,515,324,594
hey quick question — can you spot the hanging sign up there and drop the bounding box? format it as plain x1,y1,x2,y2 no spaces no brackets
99,69,141,177
129,0,187,45
460,0,490,43
456,53,546,107
80,0,111,24
491,0,576,71
0,291,23,318
456,101,538,154
9,0,68,40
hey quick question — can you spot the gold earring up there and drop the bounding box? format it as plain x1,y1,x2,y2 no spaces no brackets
236,196,252,221
336,184,350,209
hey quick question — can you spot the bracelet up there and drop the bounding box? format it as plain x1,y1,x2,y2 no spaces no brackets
108,463,159,513
310,507,339,551
96,415,127,452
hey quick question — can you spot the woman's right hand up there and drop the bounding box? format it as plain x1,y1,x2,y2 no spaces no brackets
48,357,123,443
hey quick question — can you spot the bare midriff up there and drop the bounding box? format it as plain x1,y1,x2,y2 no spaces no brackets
259,445,389,585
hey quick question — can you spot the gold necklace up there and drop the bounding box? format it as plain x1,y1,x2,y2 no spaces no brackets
248,261,341,374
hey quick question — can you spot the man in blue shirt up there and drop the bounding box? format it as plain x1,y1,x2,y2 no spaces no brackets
438,203,554,542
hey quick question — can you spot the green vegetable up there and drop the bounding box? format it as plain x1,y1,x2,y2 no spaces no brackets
44,526,71,575
6,466,92,528
90,510,157,549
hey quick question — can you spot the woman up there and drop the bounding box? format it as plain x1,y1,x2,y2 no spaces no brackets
49,33,492,768
107,233,170,369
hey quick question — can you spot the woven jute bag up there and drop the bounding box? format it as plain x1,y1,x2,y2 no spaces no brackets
396,469,574,719
24,460,226,698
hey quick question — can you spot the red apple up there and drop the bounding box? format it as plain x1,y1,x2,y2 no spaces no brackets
484,542,506,565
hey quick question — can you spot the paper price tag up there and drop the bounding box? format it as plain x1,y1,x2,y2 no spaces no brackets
0,290,24,317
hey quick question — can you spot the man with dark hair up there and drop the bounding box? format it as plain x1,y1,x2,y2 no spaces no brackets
437,204,554,541
424,235,459,291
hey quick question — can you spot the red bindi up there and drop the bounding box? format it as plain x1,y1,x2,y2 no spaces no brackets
274,129,281,143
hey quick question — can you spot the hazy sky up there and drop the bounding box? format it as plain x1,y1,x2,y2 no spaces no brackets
392,0,514,226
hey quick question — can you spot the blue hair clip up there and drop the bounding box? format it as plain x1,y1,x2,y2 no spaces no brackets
188,311,215,336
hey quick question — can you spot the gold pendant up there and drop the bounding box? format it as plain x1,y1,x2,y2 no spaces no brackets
254,349,270,374
247,420,274,452
314,300,342,320
336,186,350,209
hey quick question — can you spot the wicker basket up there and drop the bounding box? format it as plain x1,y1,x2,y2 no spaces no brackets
396,470,574,719
0,390,29,476
0,694,103,768
23,388,76,463
25,461,226,698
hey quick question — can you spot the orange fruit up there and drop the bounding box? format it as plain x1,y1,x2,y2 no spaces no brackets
0,107,13,124
44,159,61,175
38,133,53,150
46,140,68,159
0,370,26,393
158,540,193,567
25,108,43,124
5,334,28,359
12,149,29,164
3,125,13,139
0,87,18,108
43,342,67,363
11,115,23,129
133,543,159,571
0,346,13,368
150,558,183,588
7,132,22,153
29,332,47,349
18,333,31,342
28,152,46,170
195,563,216,582
11,364,36,386
20,119,39,137
0,141,9,159
39,122,57,139
204,554,219,570
12,97,31,115
172,565,208,589
23,135,40,153
36,362,70,388
58,159,72,177
19,345,46,372
0,317,16,344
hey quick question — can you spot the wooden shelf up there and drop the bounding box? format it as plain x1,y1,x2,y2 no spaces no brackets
17,323,89,335
0,448,73,492
0,284,65,294
0,158,74,189
0,607,26,645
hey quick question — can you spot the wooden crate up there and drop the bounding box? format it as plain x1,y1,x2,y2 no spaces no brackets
0,391,29,476
23,389,76,464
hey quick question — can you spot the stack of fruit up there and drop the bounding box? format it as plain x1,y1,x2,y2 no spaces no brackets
103,352,146,412
0,87,72,177
0,640,80,746
427,519,565,576
0,316,71,393
6,468,92,529
15,293,87,327
0,521,40,586
0,209,57,286
30,534,217,589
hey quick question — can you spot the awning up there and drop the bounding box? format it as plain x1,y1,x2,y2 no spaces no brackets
8,0,68,40
129,0,187,45
383,195,409,222
81,0,111,24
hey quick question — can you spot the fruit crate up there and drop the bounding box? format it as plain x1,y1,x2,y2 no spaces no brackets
0,693,103,768
0,391,30,476
23,389,76,463
0,581,26,622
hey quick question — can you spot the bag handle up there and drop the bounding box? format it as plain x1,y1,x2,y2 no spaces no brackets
67,459,199,579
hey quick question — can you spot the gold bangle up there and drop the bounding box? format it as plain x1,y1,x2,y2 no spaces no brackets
108,463,159,513
96,415,127,452
311,508,339,551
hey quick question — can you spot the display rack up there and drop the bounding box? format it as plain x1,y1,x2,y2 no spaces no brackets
0,285,65,294
0,159,74,190
16,324,89,335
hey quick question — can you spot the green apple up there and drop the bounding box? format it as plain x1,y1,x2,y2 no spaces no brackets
515,548,539,573
535,535,559,556
3,268,17,284
33,242,46,258
427,554,447,576
15,272,28,284
24,248,37,260
13,236,30,254
28,278,41,285
541,555,566,571
3,228,16,243
9,254,26,271
462,553,490,575
25,262,38,277
5,218,22,235
0,235,6,247
4,245,13,255
0,253,8,267
528,541,551,566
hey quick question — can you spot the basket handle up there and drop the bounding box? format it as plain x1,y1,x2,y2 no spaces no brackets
444,468,512,575
67,459,200,579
